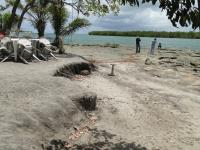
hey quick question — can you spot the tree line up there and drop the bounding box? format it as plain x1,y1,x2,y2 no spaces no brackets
88,31,200,39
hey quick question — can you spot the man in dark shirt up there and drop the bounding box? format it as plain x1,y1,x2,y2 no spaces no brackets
136,36,141,53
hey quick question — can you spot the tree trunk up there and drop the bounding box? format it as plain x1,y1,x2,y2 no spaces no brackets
54,35,59,47
17,0,36,31
37,20,46,38
0,14,2,31
198,0,200,31
58,36,64,54
38,28,45,38
17,9,29,32
54,35,65,54
7,0,21,33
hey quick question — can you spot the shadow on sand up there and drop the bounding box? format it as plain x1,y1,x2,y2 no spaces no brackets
44,128,148,150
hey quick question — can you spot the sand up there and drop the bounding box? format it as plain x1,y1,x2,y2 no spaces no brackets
0,45,200,150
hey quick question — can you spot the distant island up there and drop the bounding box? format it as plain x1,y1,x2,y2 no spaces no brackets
88,31,200,39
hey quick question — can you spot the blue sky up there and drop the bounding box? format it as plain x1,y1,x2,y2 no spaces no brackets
1,1,193,34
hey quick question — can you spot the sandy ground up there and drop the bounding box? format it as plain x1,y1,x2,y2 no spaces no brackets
0,57,91,150
0,45,200,150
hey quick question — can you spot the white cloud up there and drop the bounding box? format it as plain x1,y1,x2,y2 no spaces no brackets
2,1,193,34
77,5,192,33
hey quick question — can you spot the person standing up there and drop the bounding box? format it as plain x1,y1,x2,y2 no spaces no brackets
150,38,157,54
158,42,162,49
136,36,141,53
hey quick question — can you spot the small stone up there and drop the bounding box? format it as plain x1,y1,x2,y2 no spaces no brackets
80,70,90,75
145,58,152,65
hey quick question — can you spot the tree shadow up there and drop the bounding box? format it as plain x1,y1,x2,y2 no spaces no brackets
73,141,147,150
43,128,148,150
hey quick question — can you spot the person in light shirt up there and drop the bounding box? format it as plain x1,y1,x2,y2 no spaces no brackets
150,38,157,54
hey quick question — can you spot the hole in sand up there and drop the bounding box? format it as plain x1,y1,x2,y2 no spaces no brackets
54,62,97,79
72,92,97,111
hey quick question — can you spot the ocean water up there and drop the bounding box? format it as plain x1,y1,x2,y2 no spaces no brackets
45,34,200,51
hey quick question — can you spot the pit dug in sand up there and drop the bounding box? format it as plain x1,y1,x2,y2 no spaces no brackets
54,62,96,80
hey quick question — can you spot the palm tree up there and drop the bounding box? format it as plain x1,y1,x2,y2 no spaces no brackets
0,12,19,32
49,4,91,54
6,0,21,33
27,0,50,37
49,4,68,48
5,0,50,37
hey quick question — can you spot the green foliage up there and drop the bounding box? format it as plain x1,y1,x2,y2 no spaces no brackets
82,0,140,16
28,0,50,37
49,4,69,38
89,31,200,39
2,13,11,26
49,3,90,53
0,3,9,11
142,0,200,30
62,18,91,36
0,12,19,31
5,0,24,9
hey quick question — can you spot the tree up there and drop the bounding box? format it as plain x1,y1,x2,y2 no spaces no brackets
141,0,200,30
27,0,50,37
6,0,50,37
2,0,139,34
0,12,19,32
52,0,140,16
17,0,36,32
49,3,91,54
49,3,69,47
68,0,200,30
6,0,21,33
104,0,200,30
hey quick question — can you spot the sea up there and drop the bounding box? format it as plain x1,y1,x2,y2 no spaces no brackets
45,34,200,51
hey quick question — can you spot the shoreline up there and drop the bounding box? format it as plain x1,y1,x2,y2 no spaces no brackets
88,31,200,39
0,45,200,150
64,43,200,52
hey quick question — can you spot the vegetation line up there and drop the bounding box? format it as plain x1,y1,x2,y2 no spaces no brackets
88,31,200,39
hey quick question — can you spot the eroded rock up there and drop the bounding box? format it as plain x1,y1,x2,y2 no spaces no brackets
190,61,199,67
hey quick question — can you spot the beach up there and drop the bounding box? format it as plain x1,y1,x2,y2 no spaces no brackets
0,45,200,150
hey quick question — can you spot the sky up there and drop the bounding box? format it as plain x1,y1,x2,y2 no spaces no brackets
1,1,193,34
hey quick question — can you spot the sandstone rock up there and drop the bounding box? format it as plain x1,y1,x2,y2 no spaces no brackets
190,61,199,67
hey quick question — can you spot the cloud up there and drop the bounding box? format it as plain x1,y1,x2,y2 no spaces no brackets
4,1,193,34
78,4,192,33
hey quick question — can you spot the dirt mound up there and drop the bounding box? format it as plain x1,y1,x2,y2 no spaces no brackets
0,58,91,150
